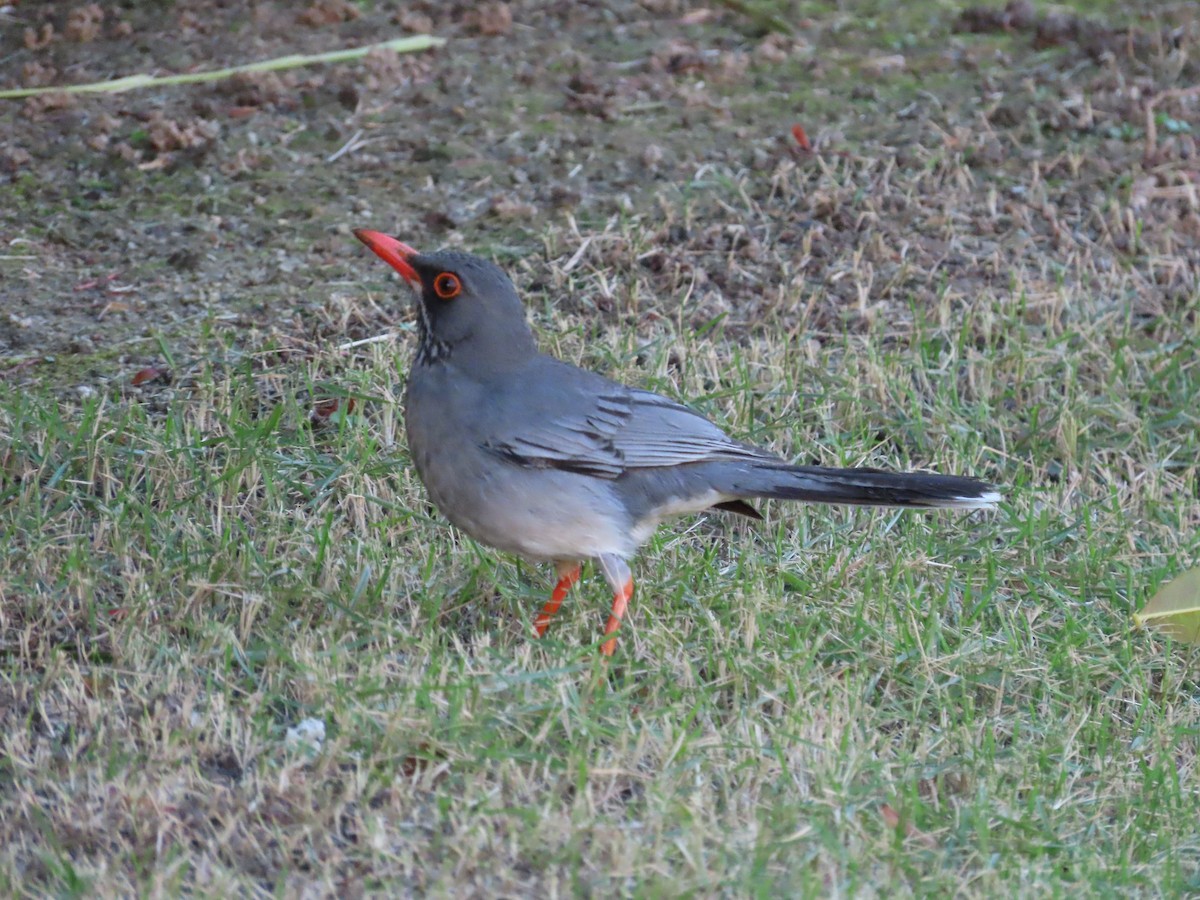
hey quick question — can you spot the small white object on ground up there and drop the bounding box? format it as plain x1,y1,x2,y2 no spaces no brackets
285,718,326,752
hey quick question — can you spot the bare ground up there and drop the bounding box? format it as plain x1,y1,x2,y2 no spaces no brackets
2,1,1195,381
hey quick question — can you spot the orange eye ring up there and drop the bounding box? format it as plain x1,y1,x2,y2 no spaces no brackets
433,272,461,300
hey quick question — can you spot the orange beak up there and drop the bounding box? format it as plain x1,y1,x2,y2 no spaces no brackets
354,229,420,285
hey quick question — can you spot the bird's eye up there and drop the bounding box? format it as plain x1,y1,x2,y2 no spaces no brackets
433,272,461,300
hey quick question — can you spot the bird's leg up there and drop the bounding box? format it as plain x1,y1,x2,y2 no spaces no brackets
600,582,633,657
534,560,581,637
596,554,634,657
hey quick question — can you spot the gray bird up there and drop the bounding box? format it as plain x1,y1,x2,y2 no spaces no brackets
355,230,1000,655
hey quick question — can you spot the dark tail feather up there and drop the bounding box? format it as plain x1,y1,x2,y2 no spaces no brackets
738,464,1001,510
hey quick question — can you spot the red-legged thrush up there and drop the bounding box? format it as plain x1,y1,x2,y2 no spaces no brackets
355,230,1000,656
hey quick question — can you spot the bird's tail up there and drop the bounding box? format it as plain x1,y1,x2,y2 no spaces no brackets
732,464,1001,510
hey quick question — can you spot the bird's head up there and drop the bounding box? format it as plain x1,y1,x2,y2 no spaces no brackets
354,229,536,366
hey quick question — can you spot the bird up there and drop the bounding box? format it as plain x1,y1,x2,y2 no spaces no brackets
353,229,1000,656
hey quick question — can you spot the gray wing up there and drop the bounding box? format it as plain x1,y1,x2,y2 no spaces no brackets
478,357,775,478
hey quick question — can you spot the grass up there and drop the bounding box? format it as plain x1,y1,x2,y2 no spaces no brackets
2,246,1197,893
3,0,1200,895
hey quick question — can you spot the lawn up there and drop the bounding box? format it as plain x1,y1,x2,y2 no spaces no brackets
1,1,1198,895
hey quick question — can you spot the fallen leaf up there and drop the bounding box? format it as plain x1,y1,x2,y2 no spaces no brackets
131,366,171,386
399,742,448,782
791,123,811,151
475,2,513,36
66,4,105,43
1135,566,1200,644
880,803,901,829
297,0,360,27
312,397,359,424
24,24,55,50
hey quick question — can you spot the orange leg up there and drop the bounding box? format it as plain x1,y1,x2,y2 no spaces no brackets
600,576,635,657
596,554,634,657
534,561,581,637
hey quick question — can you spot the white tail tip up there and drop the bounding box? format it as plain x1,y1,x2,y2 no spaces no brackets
950,490,1001,509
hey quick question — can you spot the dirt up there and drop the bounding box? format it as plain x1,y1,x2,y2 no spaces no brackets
1,0,1198,393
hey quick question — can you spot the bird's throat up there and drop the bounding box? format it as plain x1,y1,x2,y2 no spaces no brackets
415,329,450,367
413,302,451,366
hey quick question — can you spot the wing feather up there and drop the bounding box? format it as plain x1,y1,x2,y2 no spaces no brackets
478,359,776,478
